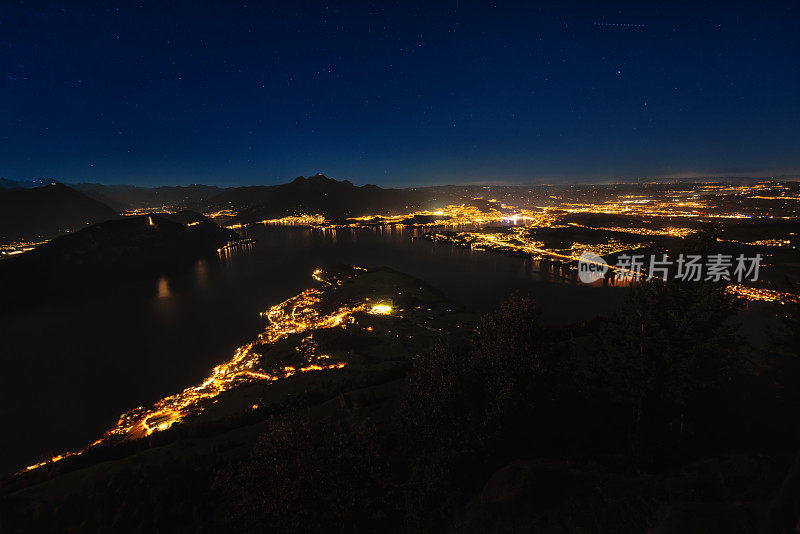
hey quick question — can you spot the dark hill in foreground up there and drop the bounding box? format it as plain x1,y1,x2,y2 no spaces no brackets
0,183,119,243
3,282,800,532
0,211,239,307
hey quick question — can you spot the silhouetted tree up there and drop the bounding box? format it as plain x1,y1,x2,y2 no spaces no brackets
596,280,744,466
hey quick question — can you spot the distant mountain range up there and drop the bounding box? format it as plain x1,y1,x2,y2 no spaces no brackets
72,183,224,212
67,174,425,220
2,174,626,246
0,183,119,243
0,178,51,189
0,175,428,245
5,174,799,218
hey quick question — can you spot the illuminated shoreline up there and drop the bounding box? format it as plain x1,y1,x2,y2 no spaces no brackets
21,267,393,474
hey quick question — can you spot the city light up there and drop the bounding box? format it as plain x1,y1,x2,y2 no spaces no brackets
370,303,392,314
21,268,386,473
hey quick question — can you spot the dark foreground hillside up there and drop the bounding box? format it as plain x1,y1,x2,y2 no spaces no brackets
2,281,799,533
0,211,239,308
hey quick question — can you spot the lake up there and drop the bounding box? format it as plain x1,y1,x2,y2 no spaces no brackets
0,224,626,474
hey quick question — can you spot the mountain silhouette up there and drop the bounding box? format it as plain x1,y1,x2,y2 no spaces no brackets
0,211,239,307
73,183,224,212
0,183,118,243
222,174,423,223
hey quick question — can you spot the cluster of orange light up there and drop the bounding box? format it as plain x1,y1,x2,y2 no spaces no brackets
568,240,631,257
22,268,392,473
430,227,582,262
429,229,800,304
203,208,239,219
217,239,256,254
258,214,328,225
567,222,696,238
725,285,800,305
722,238,793,248
0,240,48,258
121,206,176,216
319,203,551,229
558,199,724,219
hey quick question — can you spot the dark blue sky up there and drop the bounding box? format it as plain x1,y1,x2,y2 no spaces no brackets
1,1,798,186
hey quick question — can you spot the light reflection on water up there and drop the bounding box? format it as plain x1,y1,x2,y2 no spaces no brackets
156,276,172,298
227,224,623,318
194,259,209,289
2,223,627,475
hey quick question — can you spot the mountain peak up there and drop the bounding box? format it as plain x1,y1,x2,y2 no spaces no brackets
45,182,71,191
291,174,353,187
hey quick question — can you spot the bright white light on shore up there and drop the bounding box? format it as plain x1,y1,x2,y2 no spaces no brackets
370,303,392,314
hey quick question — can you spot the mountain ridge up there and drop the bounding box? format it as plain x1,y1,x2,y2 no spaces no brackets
0,211,239,307
225,173,424,222
0,183,119,243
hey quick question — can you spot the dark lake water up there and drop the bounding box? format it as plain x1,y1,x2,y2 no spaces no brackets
0,225,627,474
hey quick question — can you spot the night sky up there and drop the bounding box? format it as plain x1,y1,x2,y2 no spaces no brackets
1,2,798,186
